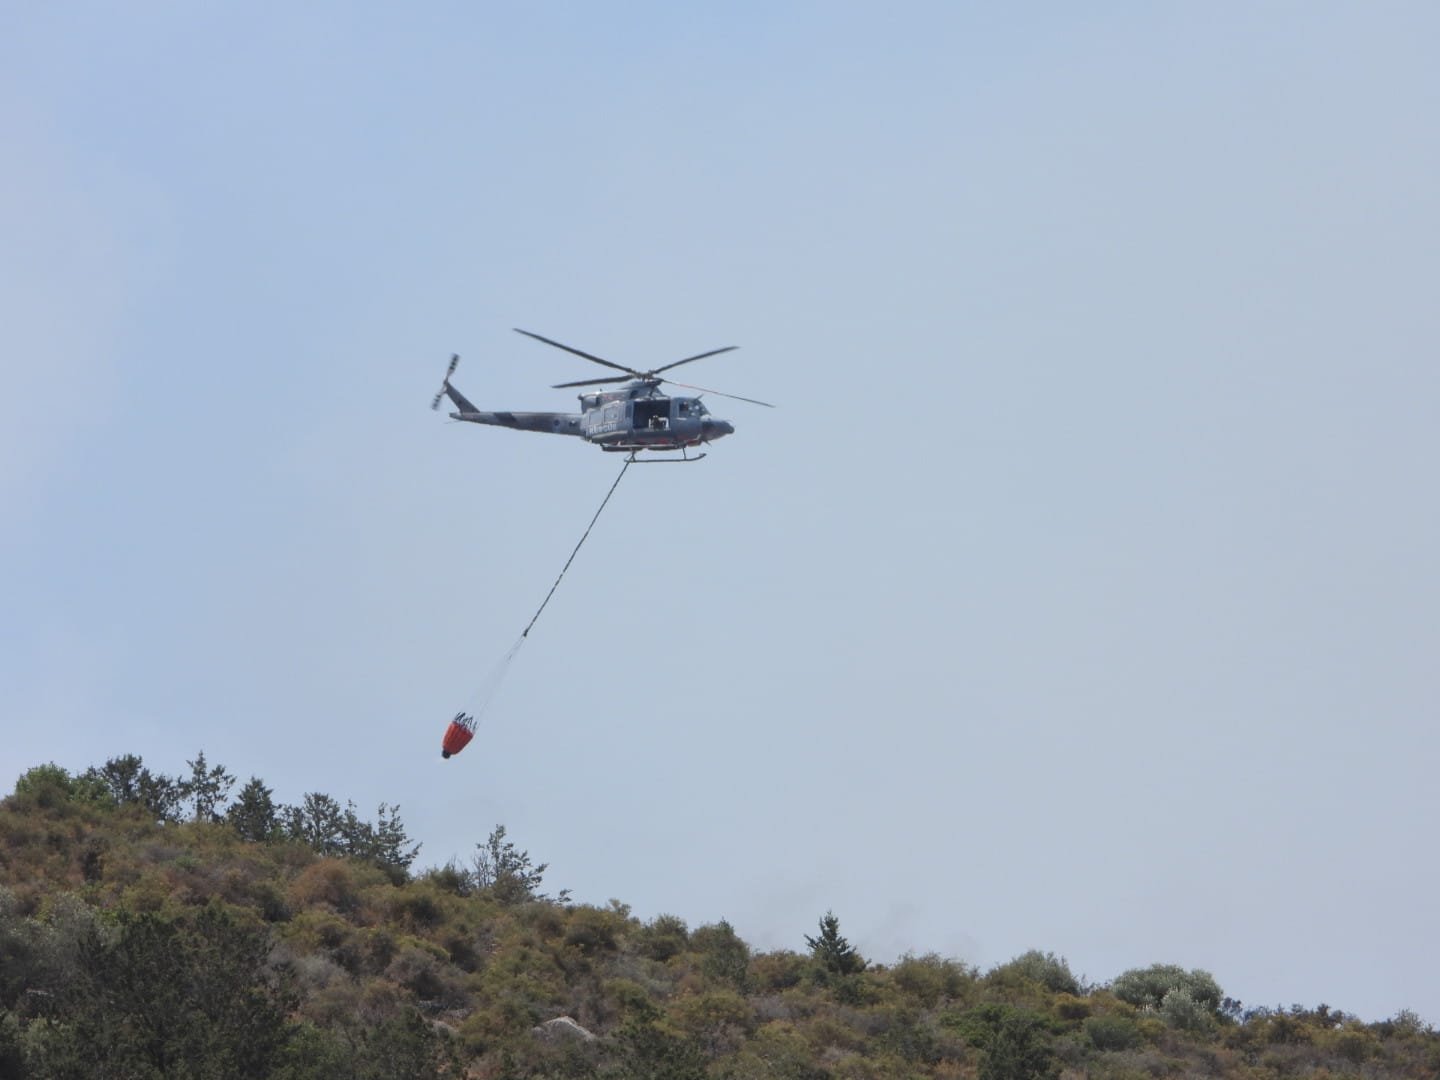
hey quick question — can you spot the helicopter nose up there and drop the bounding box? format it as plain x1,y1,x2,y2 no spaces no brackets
702,419,734,441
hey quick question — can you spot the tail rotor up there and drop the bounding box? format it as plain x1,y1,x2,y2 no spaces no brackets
431,354,460,411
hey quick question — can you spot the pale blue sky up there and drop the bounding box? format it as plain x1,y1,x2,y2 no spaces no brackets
4,2,1438,1023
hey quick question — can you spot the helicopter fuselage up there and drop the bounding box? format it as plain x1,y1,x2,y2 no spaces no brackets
448,382,734,454
434,330,765,458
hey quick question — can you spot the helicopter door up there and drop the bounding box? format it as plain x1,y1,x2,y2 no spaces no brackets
632,399,669,430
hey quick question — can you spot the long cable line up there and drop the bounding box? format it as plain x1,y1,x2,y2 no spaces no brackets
522,456,631,639
455,457,632,725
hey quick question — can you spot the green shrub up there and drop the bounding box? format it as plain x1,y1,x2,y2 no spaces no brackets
1135,1017,1166,1044
693,920,750,990
1325,1025,1379,1063
391,887,445,929
386,943,464,1005
288,859,366,915
1261,1012,1313,1046
725,1022,824,1080
979,1009,1059,1080
421,860,471,896
563,905,623,955
1110,964,1220,1014
1159,988,1212,1032
12,764,78,809
874,1005,942,1064
1054,993,1091,1021
1085,1014,1141,1051
990,950,1080,995
748,951,807,992
892,952,975,1007
605,976,661,1022
636,913,689,961
669,988,754,1055
255,883,293,923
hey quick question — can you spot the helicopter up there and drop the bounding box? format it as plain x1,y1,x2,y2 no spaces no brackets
432,329,772,462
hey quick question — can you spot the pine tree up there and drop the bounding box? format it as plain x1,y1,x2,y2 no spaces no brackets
805,911,866,976
227,777,278,841
183,751,236,822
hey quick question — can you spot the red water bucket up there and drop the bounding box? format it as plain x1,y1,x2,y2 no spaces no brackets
441,714,476,758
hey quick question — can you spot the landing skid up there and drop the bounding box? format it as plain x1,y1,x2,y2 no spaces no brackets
624,448,707,464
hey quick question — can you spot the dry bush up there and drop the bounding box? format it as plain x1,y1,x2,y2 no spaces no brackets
892,953,977,1008
385,941,466,1006
293,952,347,993
749,950,808,993
668,988,755,1056
120,871,174,913
288,858,364,914
563,905,624,956
635,913,689,961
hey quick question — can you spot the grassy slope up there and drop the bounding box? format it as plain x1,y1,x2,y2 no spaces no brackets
1,774,1437,1080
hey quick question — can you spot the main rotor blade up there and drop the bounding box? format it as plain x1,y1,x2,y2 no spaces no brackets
652,346,739,375
551,375,631,389
514,329,639,376
662,379,776,408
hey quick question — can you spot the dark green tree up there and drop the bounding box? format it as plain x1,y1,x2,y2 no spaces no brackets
87,754,146,803
11,764,79,809
473,825,567,904
979,1010,1059,1080
80,754,185,820
273,1023,355,1079
370,802,421,873
0,890,101,1016
0,892,40,1011
357,1007,458,1080
0,1009,23,1079
282,792,348,854
608,1018,706,1080
805,910,866,976
40,905,294,1078
340,801,421,878
227,776,280,841
136,767,185,822
693,919,751,991
184,750,236,822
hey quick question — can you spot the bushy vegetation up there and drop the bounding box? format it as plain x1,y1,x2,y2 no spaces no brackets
3,755,1437,1079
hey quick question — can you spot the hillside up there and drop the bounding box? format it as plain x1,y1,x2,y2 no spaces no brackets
2,756,1436,1079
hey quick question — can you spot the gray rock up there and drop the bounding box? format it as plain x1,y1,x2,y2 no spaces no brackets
531,1015,598,1043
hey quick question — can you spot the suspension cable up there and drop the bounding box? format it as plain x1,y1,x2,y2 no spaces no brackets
522,456,631,639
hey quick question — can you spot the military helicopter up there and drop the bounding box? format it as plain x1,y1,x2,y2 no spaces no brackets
432,329,772,462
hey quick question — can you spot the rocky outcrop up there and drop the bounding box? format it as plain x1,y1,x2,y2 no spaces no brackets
531,1016,597,1043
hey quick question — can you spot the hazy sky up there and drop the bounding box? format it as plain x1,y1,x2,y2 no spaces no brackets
4,2,1438,1024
